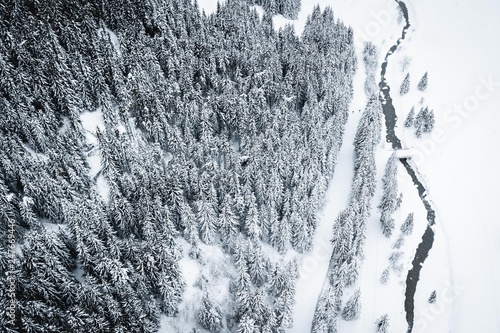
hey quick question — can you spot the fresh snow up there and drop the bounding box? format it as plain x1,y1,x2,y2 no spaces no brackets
388,0,500,332
80,109,110,202
80,108,105,145
197,0,226,15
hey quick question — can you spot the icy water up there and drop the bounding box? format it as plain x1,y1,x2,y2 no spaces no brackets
378,2,436,332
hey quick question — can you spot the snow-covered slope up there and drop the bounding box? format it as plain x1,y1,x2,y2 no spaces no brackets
392,0,500,332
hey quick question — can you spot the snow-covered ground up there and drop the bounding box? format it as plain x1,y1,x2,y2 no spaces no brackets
388,0,500,332
80,108,110,202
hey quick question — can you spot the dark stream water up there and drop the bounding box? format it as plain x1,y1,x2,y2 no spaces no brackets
377,2,436,332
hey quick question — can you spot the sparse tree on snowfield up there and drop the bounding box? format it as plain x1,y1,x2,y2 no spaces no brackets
380,268,390,284
400,73,410,95
428,290,437,303
401,212,414,235
375,314,390,333
399,56,412,72
393,236,404,249
389,251,403,272
418,72,428,91
342,289,361,321
404,107,415,127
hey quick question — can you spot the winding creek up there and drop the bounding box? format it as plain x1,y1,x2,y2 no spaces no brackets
378,1,437,332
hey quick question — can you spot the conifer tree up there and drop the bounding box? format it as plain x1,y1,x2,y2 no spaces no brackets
428,290,437,303
196,198,217,244
404,107,415,127
400,73,410,95
198,293,222,333
418,72,428,91
401,212,414,235
247,242,268,286
375,314,390,333
238,315,255,333
380,268,390,284
378,154,399,237
341,289,361,321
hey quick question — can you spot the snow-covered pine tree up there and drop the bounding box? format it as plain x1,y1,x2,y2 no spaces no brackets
380,268,390,284
401,212,414,235
376,314,390,333
238,314,255,333
196,198,218,244
418,72,428,91
312,287,338,333
404,107,415,127
380,212,395,238
414,107,434,136
389,251,403,272
423,108,435,133
341,289,361,321
218,194,239,245
393,236,404,249
198,293,222,333
244,193,262,241
428,290,437,303
378,153,399,237
247,241,268,286
250,289,268,326
400,73,410,95
290,211,309,253
362,42,379,96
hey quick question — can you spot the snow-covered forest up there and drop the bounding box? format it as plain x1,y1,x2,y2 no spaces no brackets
0,0,357,331
1,0,499,332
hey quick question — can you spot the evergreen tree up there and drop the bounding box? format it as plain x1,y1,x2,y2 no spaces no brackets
418,72,428,91
238,314,255,333
375,314,390,333
219,194,239,244
247,242,268,286
198,293,222,333
401,212,414,235
428,290,437,303
380,268,390,284
404,107,415,127
400,73,410,95
378,154,399,237
341,289,361,321
196,198,218,244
